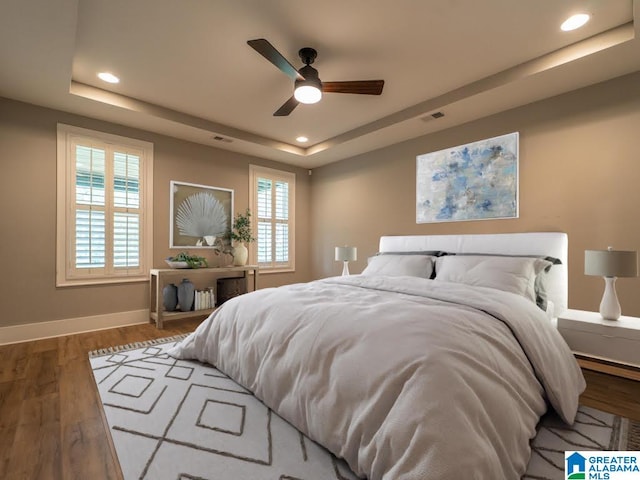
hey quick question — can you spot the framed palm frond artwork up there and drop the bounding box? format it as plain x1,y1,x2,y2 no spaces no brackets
170,181,234,248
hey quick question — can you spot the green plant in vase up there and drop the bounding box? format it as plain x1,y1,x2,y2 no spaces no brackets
230,209,256,266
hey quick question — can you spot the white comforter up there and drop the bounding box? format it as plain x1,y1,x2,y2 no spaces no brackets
169,275,585,480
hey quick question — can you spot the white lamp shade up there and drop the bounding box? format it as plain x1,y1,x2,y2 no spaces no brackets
335,246,357,262
585,249,638,277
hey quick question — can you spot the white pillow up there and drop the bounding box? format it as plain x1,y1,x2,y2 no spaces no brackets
362,255,434,278
434,255,553,303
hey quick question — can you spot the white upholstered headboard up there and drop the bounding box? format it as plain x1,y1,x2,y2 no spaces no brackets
379,232,568,317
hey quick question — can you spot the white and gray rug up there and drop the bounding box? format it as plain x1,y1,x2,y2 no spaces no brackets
89,336,634,480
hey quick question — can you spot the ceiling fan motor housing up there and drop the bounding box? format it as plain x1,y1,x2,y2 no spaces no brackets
294,64,322,103
296,64,322,90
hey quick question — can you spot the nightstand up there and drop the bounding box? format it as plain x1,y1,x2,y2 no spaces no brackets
557,309,640,368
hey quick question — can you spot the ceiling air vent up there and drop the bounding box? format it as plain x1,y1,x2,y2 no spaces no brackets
420,111,445,122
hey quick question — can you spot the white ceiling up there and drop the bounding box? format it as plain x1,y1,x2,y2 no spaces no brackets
1,0,638,168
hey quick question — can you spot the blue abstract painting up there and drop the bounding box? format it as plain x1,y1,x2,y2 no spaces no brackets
416,132,519,223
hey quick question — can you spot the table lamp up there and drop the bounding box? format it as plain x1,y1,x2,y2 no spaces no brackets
335,246,357,276
584,247,638,320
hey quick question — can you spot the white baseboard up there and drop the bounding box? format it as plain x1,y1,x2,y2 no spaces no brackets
0,309,150,345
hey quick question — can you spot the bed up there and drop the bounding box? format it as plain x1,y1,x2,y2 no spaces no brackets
169,232,585,480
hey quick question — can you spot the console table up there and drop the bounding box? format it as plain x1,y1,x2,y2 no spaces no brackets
149,265,258,329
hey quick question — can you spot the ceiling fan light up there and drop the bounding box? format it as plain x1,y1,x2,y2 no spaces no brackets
294,85,322,104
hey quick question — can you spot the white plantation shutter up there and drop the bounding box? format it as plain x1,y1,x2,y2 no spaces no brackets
250,165,295,271
75,145,106,268
57,125,153,286
257,177,272,263
274,181,289,263
113,212,140,268
75,209,105,268
112,151,141,268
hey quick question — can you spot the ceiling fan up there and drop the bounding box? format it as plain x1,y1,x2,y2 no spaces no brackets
247,38,385,116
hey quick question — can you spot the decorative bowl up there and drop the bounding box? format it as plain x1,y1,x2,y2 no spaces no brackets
165,260,189,269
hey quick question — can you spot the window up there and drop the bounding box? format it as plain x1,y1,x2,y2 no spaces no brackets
249,165,295,272
56,124,153,286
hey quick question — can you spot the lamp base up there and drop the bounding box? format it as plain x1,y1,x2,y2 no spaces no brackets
599,276,621,320
342,261,350,276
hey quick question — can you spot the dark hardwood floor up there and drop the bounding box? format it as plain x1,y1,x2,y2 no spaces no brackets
578,362,640,422
0,318,201,480
0,319,638,479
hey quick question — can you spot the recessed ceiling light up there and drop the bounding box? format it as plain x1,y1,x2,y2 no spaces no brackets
97,72,120,84
561,13,590,31
296,136,309,143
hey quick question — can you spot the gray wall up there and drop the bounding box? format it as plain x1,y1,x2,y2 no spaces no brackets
311,71,640,316
0,98,312,328
3,69,640,329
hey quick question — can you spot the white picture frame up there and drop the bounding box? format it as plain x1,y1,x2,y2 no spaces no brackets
169,181,234,248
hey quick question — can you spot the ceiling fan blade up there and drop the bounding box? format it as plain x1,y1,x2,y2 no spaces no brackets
273,96,299,116
247,39,304,81
322,80,385,95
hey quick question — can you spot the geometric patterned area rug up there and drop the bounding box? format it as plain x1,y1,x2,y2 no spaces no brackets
89,336,639,480
524,407,632,480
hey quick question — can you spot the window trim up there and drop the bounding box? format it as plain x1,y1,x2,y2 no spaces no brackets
249,165,295,273
56,124,153,286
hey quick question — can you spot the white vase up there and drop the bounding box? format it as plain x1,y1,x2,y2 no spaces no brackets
233,243,248,266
